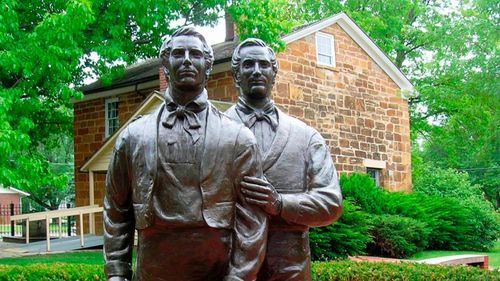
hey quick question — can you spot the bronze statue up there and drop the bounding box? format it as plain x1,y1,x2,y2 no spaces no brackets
226,38,343,281
103,27,268,281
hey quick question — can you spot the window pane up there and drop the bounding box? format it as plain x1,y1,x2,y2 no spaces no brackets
317,35,332,55
318,54,332,65
105,100,119,137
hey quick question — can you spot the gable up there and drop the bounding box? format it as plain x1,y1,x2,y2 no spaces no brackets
79,92,234,172
80,91,164,172
283,12,413,94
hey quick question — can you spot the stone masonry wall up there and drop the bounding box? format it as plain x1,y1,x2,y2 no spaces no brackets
273,24,411,191
74,91,151,233
74,23,412,233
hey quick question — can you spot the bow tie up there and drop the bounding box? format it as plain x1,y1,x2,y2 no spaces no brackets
237,100,278,131
162,101,206,143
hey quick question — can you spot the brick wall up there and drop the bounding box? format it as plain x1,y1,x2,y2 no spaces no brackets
74,91,153,233
0,194,20,224
74,22,412,233
273,24,411,191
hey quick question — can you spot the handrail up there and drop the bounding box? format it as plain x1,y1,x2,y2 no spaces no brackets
10,205,102,221
10,205,103,252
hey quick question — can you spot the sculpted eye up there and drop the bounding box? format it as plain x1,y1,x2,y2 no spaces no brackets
171,50,184,58
242,61,254,68
260,61,271,68
191,50,203,59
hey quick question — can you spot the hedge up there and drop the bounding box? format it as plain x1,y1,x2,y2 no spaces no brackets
311,261,500,281
1,261,498,281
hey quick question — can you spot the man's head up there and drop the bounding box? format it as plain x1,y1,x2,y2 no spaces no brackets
232,38,278,100
160,27,214,92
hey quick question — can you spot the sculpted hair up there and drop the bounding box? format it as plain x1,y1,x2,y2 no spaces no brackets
159,26,214,77
231,38,278,86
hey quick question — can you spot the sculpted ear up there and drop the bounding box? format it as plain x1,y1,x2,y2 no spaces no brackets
233,72,241,89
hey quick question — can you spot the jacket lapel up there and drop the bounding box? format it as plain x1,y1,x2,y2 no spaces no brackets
200,103,221,183
262,108,290,172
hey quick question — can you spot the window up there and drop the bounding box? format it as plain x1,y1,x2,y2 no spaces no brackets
366,168,381,187
316,32,335,67
105,98,119,138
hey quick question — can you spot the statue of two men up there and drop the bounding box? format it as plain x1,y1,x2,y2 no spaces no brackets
103,27,342,281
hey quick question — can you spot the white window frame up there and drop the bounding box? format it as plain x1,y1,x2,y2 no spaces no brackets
105,97,119,138
366,167,382,187
315,32,336,67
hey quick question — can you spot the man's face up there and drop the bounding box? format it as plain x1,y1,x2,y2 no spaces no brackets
237,46,275,100
167,35,206,91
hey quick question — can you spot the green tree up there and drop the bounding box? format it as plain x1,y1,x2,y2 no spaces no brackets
286,0,499,207
0,0,292,207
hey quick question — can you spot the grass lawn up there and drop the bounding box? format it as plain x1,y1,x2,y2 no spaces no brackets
410,240,500,270
1,241,498,270
0,250,105,265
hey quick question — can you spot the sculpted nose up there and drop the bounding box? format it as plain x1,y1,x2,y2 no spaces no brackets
252,62,261,76
183,50,192,65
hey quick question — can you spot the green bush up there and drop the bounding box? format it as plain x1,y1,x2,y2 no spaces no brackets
413,165,500,250
310,200,372,260
413,165,486,202
383,192,473,250
340,172,499,253
1,261,498,281
367,214,430,258
0,263,105,281
339,173,387,215
311,260,500,281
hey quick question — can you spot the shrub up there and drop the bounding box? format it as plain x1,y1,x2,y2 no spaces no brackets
310,200,372,260
1,261,498,281
339,173,387,214
311,260,500,281
413,165,489,206
367,214,430,258
340,172,500,252
0,263,105,281
413,165,500,250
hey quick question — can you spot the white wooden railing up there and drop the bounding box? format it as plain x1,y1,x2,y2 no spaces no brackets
10,205,103,251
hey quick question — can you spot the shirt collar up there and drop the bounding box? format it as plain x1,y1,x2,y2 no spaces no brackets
236,97,276,115
164,88,208,112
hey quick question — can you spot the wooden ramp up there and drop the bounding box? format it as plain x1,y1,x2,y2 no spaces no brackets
0,235,103,257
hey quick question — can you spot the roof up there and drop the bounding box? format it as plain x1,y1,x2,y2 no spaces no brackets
80,91,234,172
81,40,238,95
80,12,413,95
0,186,30,197
80,91,165,172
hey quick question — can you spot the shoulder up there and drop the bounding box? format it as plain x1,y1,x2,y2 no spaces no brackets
279,109,319,140
211,105,256,146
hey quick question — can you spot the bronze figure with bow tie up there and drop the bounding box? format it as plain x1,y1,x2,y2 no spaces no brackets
103,27,268,281
225,38,343,281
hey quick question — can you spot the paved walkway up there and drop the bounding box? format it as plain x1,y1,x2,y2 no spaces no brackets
0,235,103,258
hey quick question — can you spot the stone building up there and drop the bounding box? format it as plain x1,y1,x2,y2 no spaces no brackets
73,12,413,233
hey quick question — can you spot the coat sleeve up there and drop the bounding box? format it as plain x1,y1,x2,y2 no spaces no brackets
280,132,343,227
103,129,135,280
225,127,268,281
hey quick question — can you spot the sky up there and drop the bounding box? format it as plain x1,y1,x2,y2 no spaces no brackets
196,20,226,46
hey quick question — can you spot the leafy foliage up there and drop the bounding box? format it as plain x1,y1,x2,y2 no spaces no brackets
339,173,500,255
283,0,499,208
310,200,372,260
2,0,288,207
1,260,498,281
367,214,430,258
228,0,298,51
311,260,500,281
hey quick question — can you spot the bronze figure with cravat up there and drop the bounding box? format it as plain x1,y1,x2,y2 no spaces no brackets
226,38,343,281
103,27,268,281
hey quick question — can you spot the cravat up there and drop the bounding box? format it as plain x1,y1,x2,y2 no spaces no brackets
236,98,278,131
162,101,206,143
